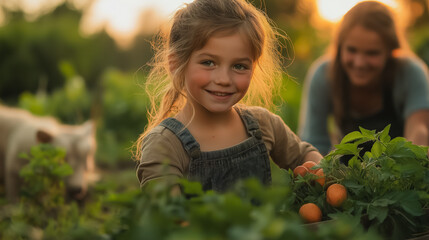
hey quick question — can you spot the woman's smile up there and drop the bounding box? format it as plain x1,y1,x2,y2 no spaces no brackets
340,25,389,87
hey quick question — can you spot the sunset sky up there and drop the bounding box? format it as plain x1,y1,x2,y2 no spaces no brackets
0,0,404,48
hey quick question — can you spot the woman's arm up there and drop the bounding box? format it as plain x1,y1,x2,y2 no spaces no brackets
399,57,429,147
298,58,333,155
404,109,429,146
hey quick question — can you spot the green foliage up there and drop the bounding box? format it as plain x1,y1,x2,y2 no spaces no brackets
18,60,92,124
96,69,150,166
112,178,381,240
0,4,118,102
320,125,429,239
1,2,428,239
274,77,303,133
17,64,148,167
0,144,124,240
19,144,72,206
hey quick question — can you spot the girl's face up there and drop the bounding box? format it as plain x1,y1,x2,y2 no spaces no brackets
183,32,254,114
340,25,389,88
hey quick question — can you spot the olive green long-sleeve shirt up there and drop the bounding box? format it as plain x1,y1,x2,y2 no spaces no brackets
137,106,318,187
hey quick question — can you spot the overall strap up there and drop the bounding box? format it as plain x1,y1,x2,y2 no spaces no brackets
159,118,201,159
237,108,263,140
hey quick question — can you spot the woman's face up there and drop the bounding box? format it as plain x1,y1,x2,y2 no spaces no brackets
340,25,390,88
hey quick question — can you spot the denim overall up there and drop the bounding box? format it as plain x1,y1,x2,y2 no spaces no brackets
159,108,272,192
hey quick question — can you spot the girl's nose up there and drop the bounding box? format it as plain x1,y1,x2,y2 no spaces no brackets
213,67,231,85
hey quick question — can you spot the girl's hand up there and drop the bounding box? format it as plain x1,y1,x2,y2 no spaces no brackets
303,151,323,165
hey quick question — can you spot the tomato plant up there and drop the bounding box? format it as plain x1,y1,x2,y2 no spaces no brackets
319,125,429,239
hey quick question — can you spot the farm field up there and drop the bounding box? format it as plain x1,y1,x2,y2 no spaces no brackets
1,1,429,239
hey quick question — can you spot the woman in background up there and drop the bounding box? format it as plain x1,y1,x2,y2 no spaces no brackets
299,1,429,155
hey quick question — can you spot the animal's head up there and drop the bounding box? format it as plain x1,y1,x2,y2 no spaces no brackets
36,120,97,200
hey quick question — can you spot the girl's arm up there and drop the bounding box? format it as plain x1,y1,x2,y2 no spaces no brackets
137,130,187,188
253,107,322,170
303,150,323,164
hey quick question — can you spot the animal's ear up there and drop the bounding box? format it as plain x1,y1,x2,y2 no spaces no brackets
36,130,53,143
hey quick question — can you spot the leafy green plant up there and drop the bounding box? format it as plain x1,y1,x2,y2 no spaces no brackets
19,144,72,208
18,61,92,125
113,177,381,240
0,144,110,240
96,69,149,166
319,125,429,239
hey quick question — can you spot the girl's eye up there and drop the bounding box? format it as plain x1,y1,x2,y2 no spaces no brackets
201,60,215,67
233,64,248,71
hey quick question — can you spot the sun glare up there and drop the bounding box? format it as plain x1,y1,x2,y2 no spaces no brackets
0,0,403,48
79,0,193,48
316,0,399,23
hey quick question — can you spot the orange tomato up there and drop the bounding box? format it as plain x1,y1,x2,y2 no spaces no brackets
293,165,309,177
299,203,322,223
314,168,325,186
326,183,347,207
302,161,317,174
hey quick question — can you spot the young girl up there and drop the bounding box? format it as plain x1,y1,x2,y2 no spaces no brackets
299,1,429,155
136,0,322,192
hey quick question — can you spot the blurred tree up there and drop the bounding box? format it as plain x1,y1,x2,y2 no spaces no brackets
115,33,154,74
0,4,118,103
405,0,429,65
249,0,329,83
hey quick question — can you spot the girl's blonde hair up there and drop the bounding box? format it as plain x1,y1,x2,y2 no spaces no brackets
134,0,286,160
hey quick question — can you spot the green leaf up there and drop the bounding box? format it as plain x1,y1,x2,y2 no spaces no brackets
390,191,424,216
348,156,361,169
340,131,363,144
179,179,204,196
372,198,396,207
386,141,417,160
343,180,364,196
368,204,388,222
359,127,376,138
333,143,359,155
379,125,391,143
401,200,423,217
394,162,424,177
52,164,74,177
371,141,383,158
416,190,429,201
406,144,429,160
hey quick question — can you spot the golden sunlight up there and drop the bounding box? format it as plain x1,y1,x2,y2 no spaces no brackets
80,0,193,48
0,0,407,49
316,0,399,23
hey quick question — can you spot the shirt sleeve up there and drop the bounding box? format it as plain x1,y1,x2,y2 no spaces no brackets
298,58,332,155
270,112,318,170
396,57,429,119
251,107,318,170
136,127,187,188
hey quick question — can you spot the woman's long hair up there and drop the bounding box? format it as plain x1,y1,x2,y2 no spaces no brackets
328,1,406,131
